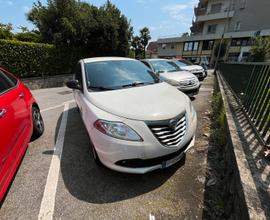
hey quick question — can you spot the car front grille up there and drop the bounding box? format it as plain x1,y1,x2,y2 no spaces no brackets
147,113,187,147
179,78,197,87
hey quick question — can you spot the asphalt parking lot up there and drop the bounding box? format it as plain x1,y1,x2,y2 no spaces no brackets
0,71,214,220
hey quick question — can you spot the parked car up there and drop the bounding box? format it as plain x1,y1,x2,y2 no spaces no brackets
0,67,44,203
175,59,206,81
141,59,200,97
66,57,197,174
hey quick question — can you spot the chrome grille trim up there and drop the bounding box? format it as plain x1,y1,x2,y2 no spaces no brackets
146,113,187,147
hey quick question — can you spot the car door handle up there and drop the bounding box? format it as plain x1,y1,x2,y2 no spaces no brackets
19,92,24,98
0,109,6,118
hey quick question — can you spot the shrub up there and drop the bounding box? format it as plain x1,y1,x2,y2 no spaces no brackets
250,36,270,62
0,39,86,78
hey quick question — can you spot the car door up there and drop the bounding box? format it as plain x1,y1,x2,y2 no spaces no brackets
0,70,29,176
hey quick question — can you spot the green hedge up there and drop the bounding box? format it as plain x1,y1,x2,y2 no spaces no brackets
0,39,86,78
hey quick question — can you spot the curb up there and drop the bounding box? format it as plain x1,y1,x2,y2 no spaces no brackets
217,72,267,220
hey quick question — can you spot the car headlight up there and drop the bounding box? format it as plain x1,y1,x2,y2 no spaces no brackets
94,120,143,141
164,79,180,86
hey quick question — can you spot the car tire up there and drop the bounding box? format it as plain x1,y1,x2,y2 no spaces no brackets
31,106,44,141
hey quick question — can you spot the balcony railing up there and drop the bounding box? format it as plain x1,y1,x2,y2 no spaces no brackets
196,10,234,22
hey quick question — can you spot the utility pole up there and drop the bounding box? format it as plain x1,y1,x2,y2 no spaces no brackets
213,0,234,74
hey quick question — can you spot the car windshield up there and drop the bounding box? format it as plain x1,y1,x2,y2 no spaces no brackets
84,60,159,90
176,60,193,66
149,60,181,73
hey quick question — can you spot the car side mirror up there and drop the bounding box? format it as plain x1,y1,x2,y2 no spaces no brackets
66,79,81,90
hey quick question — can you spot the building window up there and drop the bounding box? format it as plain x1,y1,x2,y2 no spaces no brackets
188,42,193,51
234,21,241,31
193,42,199,51
183,41,200,51
210,3,222,14
184,43,189,51
231,38,252,47
207,24,217,34
202,40,214,50
171,44,175,49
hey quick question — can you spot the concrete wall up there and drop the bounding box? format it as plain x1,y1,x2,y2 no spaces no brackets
157,43,177,57
203,19,226,35
228,0,270,32
22,74,73,90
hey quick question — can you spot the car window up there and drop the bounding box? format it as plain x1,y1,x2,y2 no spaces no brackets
0,70,17,94
149,60,181,73
84,60,158,90
177,60,192,66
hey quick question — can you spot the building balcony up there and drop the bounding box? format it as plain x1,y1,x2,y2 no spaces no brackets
194,5,207,16
196,10,234,22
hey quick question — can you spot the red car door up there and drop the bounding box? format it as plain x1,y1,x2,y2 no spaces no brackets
0,69,31,195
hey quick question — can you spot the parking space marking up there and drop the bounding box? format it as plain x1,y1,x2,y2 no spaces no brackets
40,100,74,113
38,103,69,220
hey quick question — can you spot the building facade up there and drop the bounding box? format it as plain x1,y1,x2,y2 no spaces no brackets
157,0,270,65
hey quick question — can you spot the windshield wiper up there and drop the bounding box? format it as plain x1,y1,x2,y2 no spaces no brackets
121,82,146,88
88,86,114,91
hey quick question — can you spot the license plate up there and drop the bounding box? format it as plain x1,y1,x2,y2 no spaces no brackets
161,153,184,169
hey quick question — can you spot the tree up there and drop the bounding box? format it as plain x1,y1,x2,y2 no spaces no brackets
181,32,189,37
139,27,151,58
250,36,270,62
27,0,133,56
14,26,41,42
0,23,13,39
131,35,143,59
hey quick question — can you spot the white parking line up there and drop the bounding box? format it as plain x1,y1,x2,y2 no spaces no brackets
38,103,69,220
40,100,74,113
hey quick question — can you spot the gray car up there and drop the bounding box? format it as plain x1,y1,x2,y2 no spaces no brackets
141,59,201,97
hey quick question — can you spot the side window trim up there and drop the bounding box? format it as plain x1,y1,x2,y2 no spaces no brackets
0,70,19,96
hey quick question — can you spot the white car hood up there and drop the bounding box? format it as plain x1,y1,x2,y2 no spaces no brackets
181,65,204,71
86,82,187,121
160,71,195,81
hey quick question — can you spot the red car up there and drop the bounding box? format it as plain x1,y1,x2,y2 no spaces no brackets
0,67,44,203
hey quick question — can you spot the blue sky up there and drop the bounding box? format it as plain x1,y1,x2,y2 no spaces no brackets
0,0,197,40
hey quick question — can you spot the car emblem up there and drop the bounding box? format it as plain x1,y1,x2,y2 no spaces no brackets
168,118,178,130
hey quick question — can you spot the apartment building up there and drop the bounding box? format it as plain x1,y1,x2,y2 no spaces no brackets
157,0,270,64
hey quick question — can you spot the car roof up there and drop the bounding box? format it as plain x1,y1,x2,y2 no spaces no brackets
82,57,135,63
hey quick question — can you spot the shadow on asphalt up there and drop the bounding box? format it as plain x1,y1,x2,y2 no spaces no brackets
57,107,184,204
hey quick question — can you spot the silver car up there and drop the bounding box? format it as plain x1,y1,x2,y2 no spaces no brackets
141,59,201,97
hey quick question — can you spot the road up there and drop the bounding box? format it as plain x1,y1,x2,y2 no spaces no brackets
0,72,214,220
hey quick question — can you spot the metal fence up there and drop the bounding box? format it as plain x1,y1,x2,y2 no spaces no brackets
219,62,270,147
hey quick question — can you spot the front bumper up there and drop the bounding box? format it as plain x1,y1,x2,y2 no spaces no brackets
178,84,201,97
193,71,205,80
89,113,197,174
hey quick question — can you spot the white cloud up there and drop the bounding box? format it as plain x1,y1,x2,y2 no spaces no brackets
23,6,31,13
162,3,194,26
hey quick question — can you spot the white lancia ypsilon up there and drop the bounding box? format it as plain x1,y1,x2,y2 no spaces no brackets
66,57,197,174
